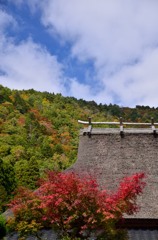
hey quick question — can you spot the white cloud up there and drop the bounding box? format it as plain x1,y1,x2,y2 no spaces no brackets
37,0,158,65
32,0,158,106
0,37,67,93
0,9,72,95
68,78,95,101
105,48,158,106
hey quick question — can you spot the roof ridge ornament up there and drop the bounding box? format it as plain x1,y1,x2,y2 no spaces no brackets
78,117,157,137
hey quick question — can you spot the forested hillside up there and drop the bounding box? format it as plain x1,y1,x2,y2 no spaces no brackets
0,84,158,212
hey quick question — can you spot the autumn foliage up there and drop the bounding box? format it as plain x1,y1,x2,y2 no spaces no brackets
7,171,145,239
0,85,155,210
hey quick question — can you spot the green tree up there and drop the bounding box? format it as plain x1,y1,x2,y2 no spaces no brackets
14,158,39,189
41,138,53,158
2,160,16,195
27,157,40,189
0,85,11,104
0,159,16,212
13,91,29,114
14,160,29,188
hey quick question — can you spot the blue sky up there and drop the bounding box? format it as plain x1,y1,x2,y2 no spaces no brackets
1,0,158,107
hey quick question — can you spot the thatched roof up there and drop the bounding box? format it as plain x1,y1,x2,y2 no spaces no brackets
69,128,158,219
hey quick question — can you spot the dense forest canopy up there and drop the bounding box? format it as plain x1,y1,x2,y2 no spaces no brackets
0,84,158,211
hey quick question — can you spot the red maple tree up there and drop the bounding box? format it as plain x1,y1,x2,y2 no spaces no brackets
7,171,145,239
